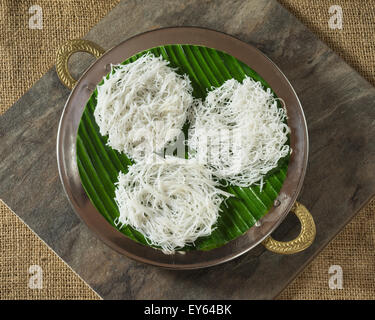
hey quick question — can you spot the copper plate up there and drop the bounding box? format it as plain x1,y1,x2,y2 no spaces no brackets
57,27,308,269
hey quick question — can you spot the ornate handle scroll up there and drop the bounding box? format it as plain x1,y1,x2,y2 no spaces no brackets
262,202,316,254
56,39,104,89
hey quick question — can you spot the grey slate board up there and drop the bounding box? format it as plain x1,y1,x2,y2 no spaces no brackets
1,0,375,299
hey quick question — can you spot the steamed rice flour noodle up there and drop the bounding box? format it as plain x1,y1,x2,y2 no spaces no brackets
188,76,290,187
94,52,193,161
114,155,231,254
93,51,290,255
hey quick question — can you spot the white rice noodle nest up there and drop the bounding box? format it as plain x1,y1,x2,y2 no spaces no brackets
94,52,193,161
188,76,290,187
114,155,231,254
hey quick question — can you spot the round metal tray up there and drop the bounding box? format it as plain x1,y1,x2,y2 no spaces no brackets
56,27,310,269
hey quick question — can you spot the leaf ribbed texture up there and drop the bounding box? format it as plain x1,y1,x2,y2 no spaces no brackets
77,45,289,251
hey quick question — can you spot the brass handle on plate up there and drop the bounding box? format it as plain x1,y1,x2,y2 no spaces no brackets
262,201,316,254
56,39,105,90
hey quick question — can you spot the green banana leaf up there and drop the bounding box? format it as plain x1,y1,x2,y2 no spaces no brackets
77,44,289,251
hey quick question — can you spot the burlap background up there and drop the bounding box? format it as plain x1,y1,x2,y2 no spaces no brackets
0,0,374,299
